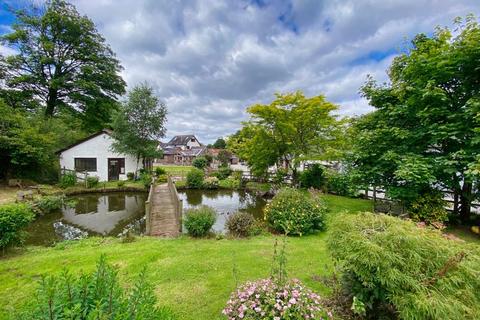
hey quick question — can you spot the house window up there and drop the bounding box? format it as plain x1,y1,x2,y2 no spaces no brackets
74,158,97,172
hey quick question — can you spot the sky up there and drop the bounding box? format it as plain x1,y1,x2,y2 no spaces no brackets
0,0,479,143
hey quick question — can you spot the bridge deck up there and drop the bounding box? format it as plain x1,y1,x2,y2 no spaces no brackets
148,183,181,237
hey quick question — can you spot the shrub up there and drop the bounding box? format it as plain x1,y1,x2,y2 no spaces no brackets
157,174,168,183
140,172,152,188
264,188,327,235
218,177,240,189
299,164,325,189
174,179,187,189
272,168,288,185
20,255,176,319
59,172,76,188
231,170,243,180
186,168,204,188
117,180,125,187
408,191,448,224
184,206,216,237
225,212,255,237
86,176,99,188
328,212,480,320
127,172,135,180
154,166,167,176
0,203,35,252
203,176,219,189
216,166,232,180
33,195,64,214
326,170,359,197
192,156,208,169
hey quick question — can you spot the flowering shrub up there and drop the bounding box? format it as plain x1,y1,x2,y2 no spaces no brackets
204,176,219,189
223,278,331,320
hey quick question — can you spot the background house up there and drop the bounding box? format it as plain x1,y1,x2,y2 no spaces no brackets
157,134,207,165
57,129,142,181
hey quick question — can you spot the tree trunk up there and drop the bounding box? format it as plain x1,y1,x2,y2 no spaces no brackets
45,88,58,116
459,181,472,222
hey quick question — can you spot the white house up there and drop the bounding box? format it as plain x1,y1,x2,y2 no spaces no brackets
57,129,142,181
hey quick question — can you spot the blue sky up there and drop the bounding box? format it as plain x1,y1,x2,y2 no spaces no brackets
0,0,479,143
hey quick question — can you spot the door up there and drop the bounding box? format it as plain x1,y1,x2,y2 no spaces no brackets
108,158,123,181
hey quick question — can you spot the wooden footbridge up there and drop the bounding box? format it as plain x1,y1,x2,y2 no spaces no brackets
145,176,182,237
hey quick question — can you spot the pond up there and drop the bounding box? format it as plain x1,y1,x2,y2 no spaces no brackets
26,192,147,246
178,189,267,233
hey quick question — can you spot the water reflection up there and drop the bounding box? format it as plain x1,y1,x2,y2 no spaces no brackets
178,189,267,233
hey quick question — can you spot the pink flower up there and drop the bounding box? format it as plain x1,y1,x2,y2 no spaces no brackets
289,298,297,305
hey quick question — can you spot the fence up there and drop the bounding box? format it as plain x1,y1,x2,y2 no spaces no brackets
167,175,183,232
144,177,155,235
60,167,90,187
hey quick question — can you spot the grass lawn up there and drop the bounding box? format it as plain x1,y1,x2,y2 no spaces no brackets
156,165,195,177
0,194,372,319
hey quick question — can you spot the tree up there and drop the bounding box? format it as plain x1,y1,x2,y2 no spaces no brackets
217,149,232,167
352,16,480,222
0,0,126,129
230,91,341,179
213,138,226,149
111,83,167,173
192,156,208,170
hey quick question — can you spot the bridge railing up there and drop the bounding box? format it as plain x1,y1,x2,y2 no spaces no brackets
145,177,155,235
167,175,183,232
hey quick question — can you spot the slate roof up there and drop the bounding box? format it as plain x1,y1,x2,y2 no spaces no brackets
167,134,197,146
179,146,207,157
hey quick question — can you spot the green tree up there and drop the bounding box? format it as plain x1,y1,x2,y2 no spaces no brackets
111,83,167,173
213,138,226,149
0,0,125,129
217,149,232,167
230,91,341,179
352,16,480,221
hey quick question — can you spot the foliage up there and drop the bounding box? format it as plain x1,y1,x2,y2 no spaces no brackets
33,195,64,214
299,164,325,189
183,206,216,237
245,182,271,193
217,150,232,167
192,156,208,170
408,190,448,224
155,166,167,176
264,188,327,235
86,176,99,188
0,0,125,128
228,91,344,178
111,83,167,171
140,172,152,189
216,166,232,180
19,255,175,319
272,168,288,185
186,168,204,189
157,174,168,183
225,212,255,237
127,172,135,180
0,203,35,252
218,177,241,189
59,172,77,188
352,16,480,221
203,176,219,189
117,180,125,187
213,138,226,149
328,212,480,320
325,170,359,197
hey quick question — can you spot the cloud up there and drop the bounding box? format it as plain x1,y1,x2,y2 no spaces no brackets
4,0,480,143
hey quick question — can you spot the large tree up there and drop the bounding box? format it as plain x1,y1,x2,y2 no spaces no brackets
111,83,167,172
352,16,480,221
229,91,342,178
0,0,125,129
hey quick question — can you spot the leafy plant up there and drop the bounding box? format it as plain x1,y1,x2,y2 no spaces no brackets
183,206,216,237
326,170,359,197
33,195,64,214
155,166,167,176
218,177,240,189
203,176,219,189
140,172,153,188
299,164,325,189
328,212,480,320
264,188,327,236
215,166,233,180
272,168,288,185
86,176,99,188
157,174,168,183
117,180,125,187
408,190,448,224
186,168,204,188
59,172,77,188
19,255,176,319
0,203,35,252
192,156,208,170
225,212,255,237
127,172,135,180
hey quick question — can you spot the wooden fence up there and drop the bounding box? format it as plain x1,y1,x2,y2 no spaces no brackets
167,175,183,232
144,177,155,235
60,167,90,187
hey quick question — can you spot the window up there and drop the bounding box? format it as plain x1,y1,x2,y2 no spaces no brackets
74,158,97,172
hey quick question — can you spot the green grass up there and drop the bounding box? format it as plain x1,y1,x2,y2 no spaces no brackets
156,165,194,177
245,181,272,192
0,194,372,319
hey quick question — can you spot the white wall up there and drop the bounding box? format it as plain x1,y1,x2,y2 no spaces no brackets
59,133,141,181
186,137,201,149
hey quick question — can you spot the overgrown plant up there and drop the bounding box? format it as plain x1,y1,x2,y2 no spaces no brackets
0,203,35,253
184,206,216,237
59,172,77,188
299,164,325,189
186,168,204,188
225,212,255,237
86,176,99,188
32,195,64,214
19,255,175,319
407,190,448,224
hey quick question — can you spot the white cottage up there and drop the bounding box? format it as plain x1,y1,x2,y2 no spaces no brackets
57,129,142,181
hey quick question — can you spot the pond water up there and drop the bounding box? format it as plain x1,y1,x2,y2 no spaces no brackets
178,189,267,233
26,192,146,246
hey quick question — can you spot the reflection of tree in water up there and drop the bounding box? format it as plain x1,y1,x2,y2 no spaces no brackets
186,190,203,206
238,191,266,219
202,189,234,200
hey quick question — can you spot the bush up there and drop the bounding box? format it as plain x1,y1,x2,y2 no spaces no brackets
155,166,167,176
192,156,208,169
203,176,219,189
186,168,204,188
215,166,232,180
140,172,152,188
184,206,216,237
157,174,168,183
117,180,125,187
20,255,176,319
328,212,480,320
59,172,76,188
408,191,448,224
86,176,99,188
33,195,64,214
326,170,359,197
127,172,135,180
218,177,240,189
264,188,327,236
299,164,325,189
225,212,256,237
0,203,35,252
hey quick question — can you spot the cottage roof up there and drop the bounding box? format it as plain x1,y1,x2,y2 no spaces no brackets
167,134,198,146
56,129,113,154
179,146,206,157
